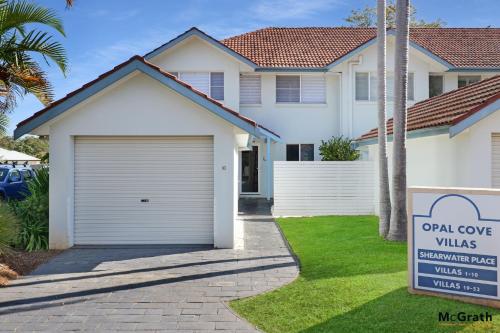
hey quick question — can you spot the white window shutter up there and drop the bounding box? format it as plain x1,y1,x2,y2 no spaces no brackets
240,75,261,104
301,76,326,103
179,72,210,95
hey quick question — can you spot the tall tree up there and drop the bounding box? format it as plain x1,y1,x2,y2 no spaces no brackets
377,0,391,237
344,1,444,28
0,0,67,113
387,0,410,241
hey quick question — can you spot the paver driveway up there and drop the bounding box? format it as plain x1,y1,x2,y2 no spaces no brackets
0,200,298,332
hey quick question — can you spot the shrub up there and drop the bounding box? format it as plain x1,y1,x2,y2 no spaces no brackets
10,168,49,251
0,203,20,255
319,136,360,161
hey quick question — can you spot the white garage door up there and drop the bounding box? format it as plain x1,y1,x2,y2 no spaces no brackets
74,136,214,245
493,134,500,188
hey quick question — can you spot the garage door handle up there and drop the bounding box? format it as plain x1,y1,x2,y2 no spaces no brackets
140,199,149,203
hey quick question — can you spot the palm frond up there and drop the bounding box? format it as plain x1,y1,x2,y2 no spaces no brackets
15,30,67,73
0,0,65,37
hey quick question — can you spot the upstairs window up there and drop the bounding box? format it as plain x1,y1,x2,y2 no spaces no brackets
356,72,414,101
210,72,224,100
276,75,325,104
458,75,481,88
240,74,261,104
276,76,300,103
175,72,224,100
429,75,444,98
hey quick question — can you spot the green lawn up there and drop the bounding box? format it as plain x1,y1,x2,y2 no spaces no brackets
230,216,500,333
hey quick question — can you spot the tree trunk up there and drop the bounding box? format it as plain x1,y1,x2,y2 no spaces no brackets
387,0,410,241
377,0,391,237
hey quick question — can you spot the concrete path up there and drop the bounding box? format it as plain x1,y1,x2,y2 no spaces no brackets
0,199,298,332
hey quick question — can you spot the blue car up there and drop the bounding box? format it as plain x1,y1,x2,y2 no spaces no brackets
0,165,35,200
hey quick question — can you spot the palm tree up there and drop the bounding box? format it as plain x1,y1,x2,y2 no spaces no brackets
387,0,410,241
0,0,67,112
377,0,391,237
0,112,7,134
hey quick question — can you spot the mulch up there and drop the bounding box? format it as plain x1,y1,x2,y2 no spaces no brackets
0,249,62,286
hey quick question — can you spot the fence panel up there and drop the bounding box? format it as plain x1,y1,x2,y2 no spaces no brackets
273,161,375,216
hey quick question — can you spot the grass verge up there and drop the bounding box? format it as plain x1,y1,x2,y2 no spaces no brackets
230,216,500,333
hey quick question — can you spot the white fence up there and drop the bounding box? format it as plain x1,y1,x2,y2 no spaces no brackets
273,161,375,216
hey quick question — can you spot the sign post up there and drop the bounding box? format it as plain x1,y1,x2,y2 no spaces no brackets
408,187,500,308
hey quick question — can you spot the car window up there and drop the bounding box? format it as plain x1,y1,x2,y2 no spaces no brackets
21,170,32,180
0,169,8,181
8,170,21,182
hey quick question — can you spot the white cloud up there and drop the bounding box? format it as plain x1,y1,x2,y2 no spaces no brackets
251,0,343,21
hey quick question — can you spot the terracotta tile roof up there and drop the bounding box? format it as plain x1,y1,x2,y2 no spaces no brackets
358,75,500,141
221,27,500,68
17,56,279,137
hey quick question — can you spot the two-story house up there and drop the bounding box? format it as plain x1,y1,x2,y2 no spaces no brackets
15,27,500,248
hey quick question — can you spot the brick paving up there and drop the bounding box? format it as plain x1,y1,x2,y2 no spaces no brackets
0,199,298,332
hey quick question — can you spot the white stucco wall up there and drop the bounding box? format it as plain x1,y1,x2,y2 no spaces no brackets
139,34,500,199
48,72,245,249
334,37,448,139
149,36,253,112
365,106,500,214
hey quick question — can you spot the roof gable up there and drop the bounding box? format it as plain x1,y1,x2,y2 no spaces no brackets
14,56,278,140
144,27,258,69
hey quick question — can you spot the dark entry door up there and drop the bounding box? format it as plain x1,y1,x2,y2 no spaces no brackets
241,146,258,193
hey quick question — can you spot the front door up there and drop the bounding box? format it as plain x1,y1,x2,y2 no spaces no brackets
241,146,259,193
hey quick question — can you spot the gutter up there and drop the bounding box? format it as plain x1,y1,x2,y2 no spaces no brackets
355,125,450,147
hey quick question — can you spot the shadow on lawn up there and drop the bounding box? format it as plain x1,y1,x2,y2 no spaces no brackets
299,287,498,333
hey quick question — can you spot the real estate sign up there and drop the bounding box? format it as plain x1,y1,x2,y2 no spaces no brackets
408,187,500,308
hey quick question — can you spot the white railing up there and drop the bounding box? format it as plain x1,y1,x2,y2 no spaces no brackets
273,161,375,216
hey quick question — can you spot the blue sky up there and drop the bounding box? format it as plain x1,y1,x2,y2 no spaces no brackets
10,0,500,134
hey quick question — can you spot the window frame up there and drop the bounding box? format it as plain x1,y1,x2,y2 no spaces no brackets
458,75,481,88
276,75,301,104
8,169,21,183
170,71,224,101
209,72,224,101
429,74,444,98
276,75,326,104
286,144,315,161
239,74,262,105
355,71,415,102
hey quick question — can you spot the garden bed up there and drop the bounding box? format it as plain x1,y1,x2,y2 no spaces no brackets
0,250,60,286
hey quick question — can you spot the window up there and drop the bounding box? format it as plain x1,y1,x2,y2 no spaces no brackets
355,72,369,101
8,170,20,182
276,75,325,103
240,74,261,104
286,144,314,161
176,72,224,100
0,169,7,181
356,72,414,101
210,72,224,100
300,144,314,161
301,76,326,103
276,76,300,103
21,170,32,180
458,75,481,88
429,75,443,98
